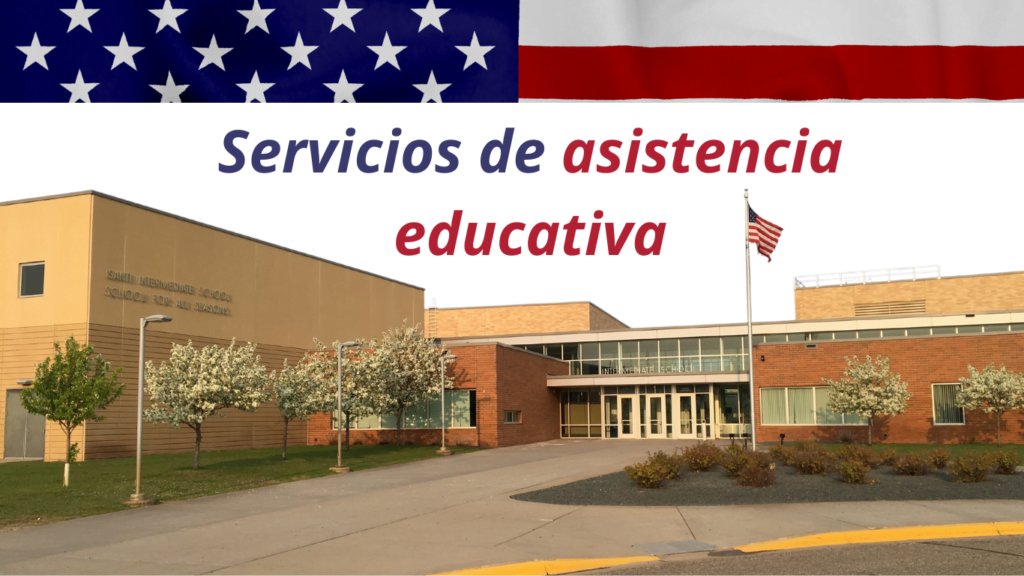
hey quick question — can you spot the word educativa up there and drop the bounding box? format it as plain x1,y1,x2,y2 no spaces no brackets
397,211,664,256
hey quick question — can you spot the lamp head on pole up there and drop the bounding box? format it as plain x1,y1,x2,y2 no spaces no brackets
144,315,172,324
338,341,358,349
16,379,33,386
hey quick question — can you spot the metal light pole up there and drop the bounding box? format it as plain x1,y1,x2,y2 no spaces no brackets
437,352,457,456
331,341,359,474
126,314,171,507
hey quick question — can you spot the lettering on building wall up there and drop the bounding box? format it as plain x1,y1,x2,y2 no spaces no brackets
104,269,233,317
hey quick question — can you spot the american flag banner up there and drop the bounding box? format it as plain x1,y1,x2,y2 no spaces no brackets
747,205,783,262
4,0,1024,102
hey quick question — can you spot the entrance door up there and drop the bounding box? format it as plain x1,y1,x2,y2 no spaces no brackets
4,390,45,459
675,394,697,439
646,394,666,438
694,393,713,440
618,395,639,439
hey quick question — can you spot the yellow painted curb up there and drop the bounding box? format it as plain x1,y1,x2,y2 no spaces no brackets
435,555,659,575
736,521,1024,553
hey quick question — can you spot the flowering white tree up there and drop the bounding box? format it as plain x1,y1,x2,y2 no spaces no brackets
823,355,912,445
365,323,447,446
337,343,379,450
957,364,1024,446
274,339,336,459
145,340,273,469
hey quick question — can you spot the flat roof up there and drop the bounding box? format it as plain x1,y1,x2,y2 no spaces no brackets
0,190,424,291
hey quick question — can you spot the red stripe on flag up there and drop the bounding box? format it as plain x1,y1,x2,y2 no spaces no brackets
519,45,1024,100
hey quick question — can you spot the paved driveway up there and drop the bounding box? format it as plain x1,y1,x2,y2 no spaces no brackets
1,440,1022,575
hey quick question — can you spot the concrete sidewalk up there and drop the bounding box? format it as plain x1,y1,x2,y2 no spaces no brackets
1,440,1021,575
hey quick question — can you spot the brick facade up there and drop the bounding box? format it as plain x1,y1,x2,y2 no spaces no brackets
795,271,1024,320
425,302,627,338
754,332,1024,444
306,344,568,449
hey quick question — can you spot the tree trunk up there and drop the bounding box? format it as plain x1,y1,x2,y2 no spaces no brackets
996,412,1002,447
193,423,202,470
64,427,72,487
282,416,290,460
344,412,351,451
867,417,874,446
396,406,405,446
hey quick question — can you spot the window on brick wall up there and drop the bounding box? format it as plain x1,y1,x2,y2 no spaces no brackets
932,383,965,425
334,390,476,430
503,410,521,424
760,387,867,425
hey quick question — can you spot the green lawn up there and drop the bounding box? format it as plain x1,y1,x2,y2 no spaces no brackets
0,444,477,532
818,442,1024,459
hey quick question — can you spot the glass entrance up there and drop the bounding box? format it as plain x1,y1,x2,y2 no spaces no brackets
618,395,639,438
695,393,713,439
715,386,752,439
676,394,696,438
646,394,666,438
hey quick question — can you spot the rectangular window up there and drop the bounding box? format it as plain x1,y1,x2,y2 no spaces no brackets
544,344,562,359
788,388,815,424
983,324,1009,333
761,386,867,426
932,326,956,335
810,332,833,341
882,329,906,338
815,388,843,425
958,325,982,334
833,331,857,340
562,344,581,361
680,338,700,357
764,334,788,343
19,262,45,297
933,383,965,425
907,327,931,336
503,410,521,424
761,388,787,424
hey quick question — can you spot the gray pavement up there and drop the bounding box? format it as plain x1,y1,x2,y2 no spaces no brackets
0,439,1022,575
608,535,1024,575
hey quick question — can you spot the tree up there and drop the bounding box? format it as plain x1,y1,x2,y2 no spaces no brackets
823,355,912,445
956,364,1024,446
365,323,447,446
337,343,378,450
144,340,273,469
273,339,335,459
21,336,124,487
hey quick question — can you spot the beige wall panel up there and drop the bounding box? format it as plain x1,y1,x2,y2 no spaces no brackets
0,195,91,329
252,243,320,346
430,302,621,338
795,272,1024,320
318,264,426,344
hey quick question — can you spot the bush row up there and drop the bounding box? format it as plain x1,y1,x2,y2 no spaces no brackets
624,443,777,489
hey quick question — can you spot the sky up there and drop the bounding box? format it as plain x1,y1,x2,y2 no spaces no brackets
2,103,1019,329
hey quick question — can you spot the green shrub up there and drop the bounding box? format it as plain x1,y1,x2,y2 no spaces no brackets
747,451,774,470
836,429,857,444
990,451,1020,475
680,442,723,472
735,462,777,487
893,453,932,476
769,444,796,465
836,445,881,469
721,451,750,477
836,459,872,484
924,448,951,470
645,450,681,480
793,439,819,452
878,448,900,466
950,453,991,483
624,462,669,488
725,444,746,457
793,450,831,475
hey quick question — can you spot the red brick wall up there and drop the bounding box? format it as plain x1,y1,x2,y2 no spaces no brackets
754,332,1024,444
305,344,568,448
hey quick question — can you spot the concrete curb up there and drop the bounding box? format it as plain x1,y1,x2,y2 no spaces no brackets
434,555,660,575
731,521,1024,554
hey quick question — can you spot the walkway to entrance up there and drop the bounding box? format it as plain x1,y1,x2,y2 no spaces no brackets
1,439,1021,575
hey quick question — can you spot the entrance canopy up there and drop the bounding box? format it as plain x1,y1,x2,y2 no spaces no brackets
547,372,747,388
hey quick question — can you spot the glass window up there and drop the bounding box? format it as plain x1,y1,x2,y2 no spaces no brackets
600,359,619,374
958,325,982,334
357,413,381,429
448,390,472,427
570,360,582,375
699,337,721,356
581,342,599,359
761,388,787,424
600,342,619,359
562,344,580,361
932,326,956,335
764,334,788,343
19,263,45,297
882,329,905,338
544,344,562,359
933,384,965,425
582,359,600,375
405,398,429,429
721,336,744,355
907,327,931,336
811,332,833,341
858,330,881,339
701,356,722,371
381,413,398,429
788,388,814,424
620,341,639,359
526,344,544,354
815,388,843,425
639,340,658,358
680,338,700,356
722,355,744,371
659,357,680,373
620,358,639,374
833,331,856,340
504,410,522,424
983,324,1009,333
1011,323,1024,332
617,386,636,394
639,356,658,374
676,385,694,393
658,339,679,357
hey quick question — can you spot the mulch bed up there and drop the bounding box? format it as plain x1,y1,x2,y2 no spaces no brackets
511,466,1024,507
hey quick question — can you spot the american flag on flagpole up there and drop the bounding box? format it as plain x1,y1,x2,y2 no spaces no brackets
747,205,783,262
4,0,1024,103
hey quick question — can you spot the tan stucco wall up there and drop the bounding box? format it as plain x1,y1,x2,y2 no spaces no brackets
428,302,627,338
795,272,1024,320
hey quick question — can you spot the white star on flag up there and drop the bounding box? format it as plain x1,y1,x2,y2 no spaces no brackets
282,33,318,70
61,70,98,103
61,0,99,33
238,0,274,34
149,0,187,33
324,70,362,103
16,33,55,70
412,0,449,32
455,32,493,70
238,71,274,103
104,33,144,70
150,72,189,103
194,35,233,70
368,33,406,70
324,0,361,33
413,71,450,103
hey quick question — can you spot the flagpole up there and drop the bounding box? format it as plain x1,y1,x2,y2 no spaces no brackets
744,190,757,452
